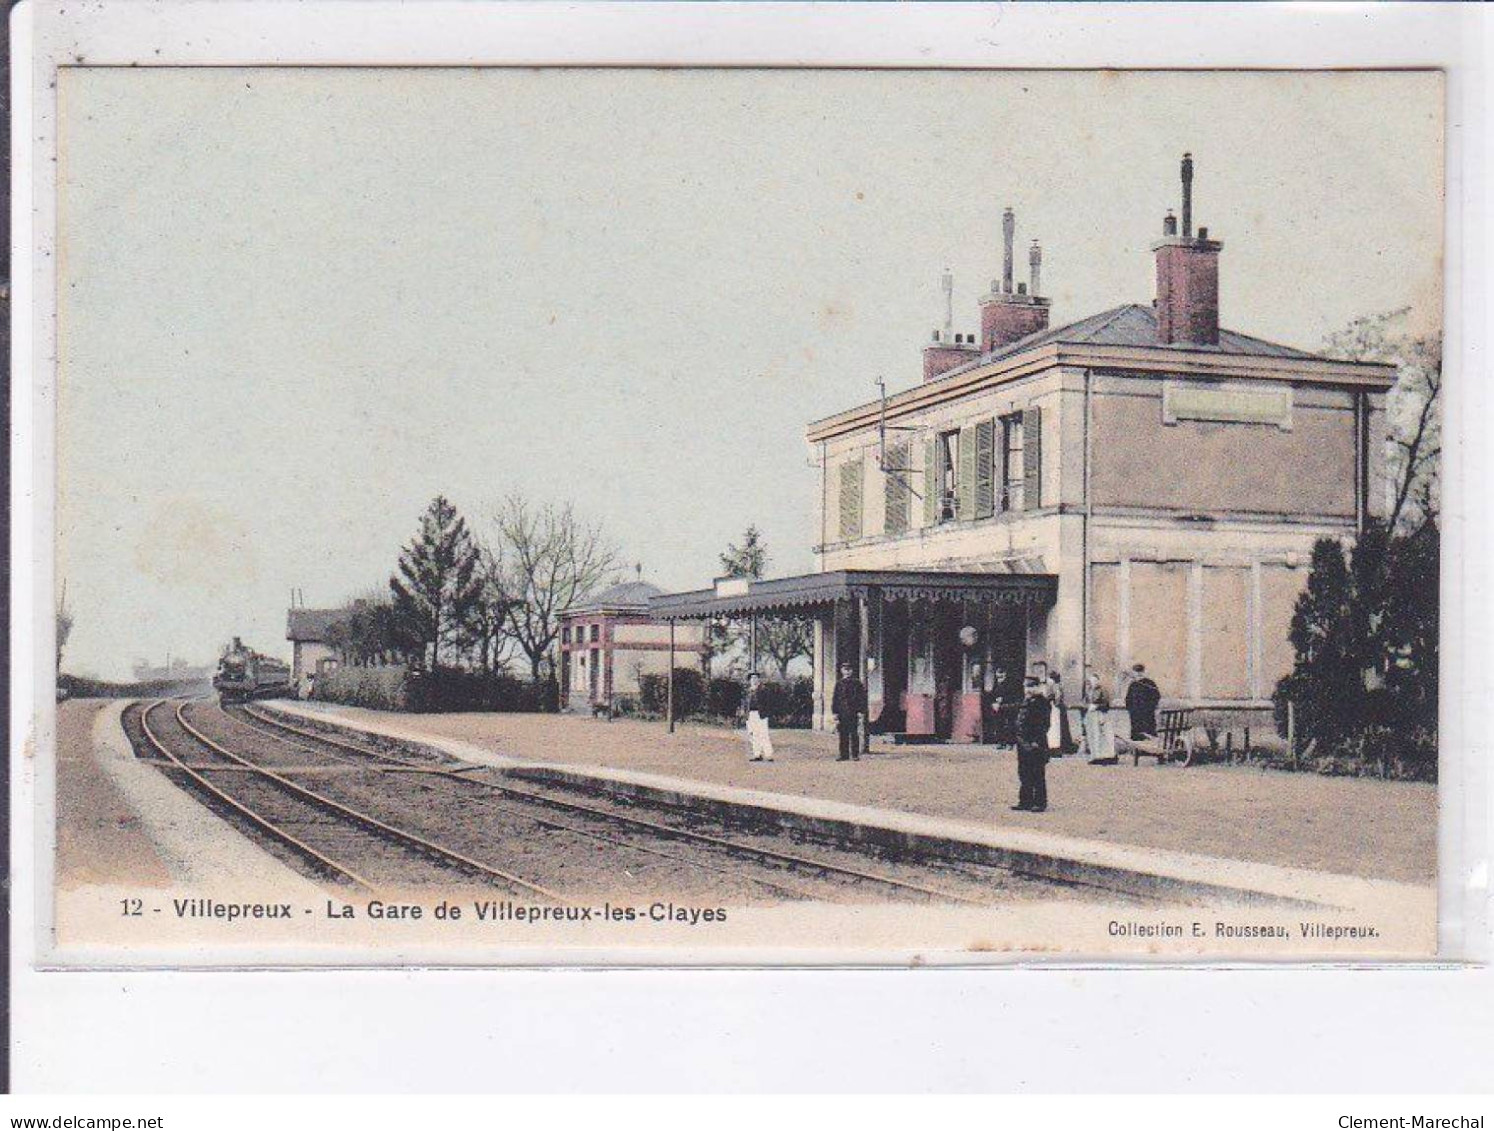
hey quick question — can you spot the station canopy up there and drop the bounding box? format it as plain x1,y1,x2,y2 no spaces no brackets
648,568,1057,621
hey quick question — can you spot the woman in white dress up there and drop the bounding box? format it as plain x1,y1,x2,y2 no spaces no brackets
742,672,775,762
1081,670,1118,764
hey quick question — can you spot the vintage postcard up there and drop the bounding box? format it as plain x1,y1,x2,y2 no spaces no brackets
43,65,1446,965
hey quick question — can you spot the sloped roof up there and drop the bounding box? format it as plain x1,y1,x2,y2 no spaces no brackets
286,607,350,643
565,580,664,616
936,302,1318,384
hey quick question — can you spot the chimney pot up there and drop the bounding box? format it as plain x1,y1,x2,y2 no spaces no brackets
1028,239,1043,298
1163,209,1178,237
1180,152,1194,239
1017,282,1027,295
1153,154,1219,345
1001,207,1015,294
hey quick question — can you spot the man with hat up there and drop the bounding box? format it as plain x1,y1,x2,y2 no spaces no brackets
831,662,868,761
1013,674,1052,812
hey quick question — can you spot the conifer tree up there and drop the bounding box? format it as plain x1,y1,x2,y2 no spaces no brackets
389,496,483,670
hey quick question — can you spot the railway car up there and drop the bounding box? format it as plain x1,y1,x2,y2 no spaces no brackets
213,637,293,705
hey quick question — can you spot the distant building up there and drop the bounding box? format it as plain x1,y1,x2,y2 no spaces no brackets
131,656,214,683
285,606,351,697
654,155,1397,741
559,580,709,713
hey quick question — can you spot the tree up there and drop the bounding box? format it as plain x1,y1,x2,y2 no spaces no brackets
461,546,512,674
490,495,619,681
389,496,484,670
716,526,812,678
56,579,73,672
1275,518,1439,767
1323,309,1441,534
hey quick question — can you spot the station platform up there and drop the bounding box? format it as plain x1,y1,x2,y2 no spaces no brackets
263,700,1436,916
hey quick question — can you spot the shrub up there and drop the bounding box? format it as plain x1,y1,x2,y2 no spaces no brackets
312,665,410,710
639,668,706,718
751,677,814,728
707,676,744,720
313,665,553,714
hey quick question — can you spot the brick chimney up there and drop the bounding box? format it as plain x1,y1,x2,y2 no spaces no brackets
978,207,1050,353
922,267,979,381
1152,153,1222,346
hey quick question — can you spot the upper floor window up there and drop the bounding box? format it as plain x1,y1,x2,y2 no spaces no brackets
1000,412,1025,512
590,624,601,643
562,626,571,645
938,430,960,521
838,456,864,541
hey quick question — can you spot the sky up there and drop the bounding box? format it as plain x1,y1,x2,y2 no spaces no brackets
55,68,1443,678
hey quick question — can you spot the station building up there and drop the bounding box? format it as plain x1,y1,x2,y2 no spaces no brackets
285,606,349,698
652,157,1397,741
559,579,709,713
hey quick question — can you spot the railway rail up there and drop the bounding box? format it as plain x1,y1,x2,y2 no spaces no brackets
134,699,562,899
232,702,1003,905
125,697,1090,907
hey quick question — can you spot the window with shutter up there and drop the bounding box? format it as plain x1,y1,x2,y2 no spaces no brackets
1000,412,1024,512
937,430,960,521
1022,405,1043,510
975,419,996,518
883,441,910,536
922,436,938,526
957,424,977,520
838,457,864,541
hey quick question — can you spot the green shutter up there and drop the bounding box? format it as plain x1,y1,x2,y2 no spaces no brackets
884,441,909,535
1023,406,1043,510
957,425,977,520
922,436,938,526
975,419,996,518
838,457,864,541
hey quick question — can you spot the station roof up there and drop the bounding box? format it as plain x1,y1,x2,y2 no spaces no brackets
807,302,1397,444
563,579,665,617
286,607,350,643
649,568,1056,620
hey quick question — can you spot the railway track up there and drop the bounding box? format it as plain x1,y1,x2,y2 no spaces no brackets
231,703,1035,905
124,697,1081,907
132,699,563,899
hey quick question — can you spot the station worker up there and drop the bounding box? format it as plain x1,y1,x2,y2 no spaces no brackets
831,662,868,762
1013,675,1052,813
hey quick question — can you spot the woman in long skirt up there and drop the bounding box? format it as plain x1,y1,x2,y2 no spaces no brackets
1046,670,1076,755
1081,670,1118,764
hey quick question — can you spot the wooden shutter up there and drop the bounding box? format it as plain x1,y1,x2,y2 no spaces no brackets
1022,406,1043,510
957,425,977,520
922,436,938,526
975,419,996,519
838,457,864,541
884,441,909,535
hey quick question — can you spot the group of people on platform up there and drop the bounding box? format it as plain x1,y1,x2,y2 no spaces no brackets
743,661,1163,782
1007,663,1161,812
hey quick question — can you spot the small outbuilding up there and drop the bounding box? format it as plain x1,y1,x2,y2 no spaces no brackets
559,579,709,714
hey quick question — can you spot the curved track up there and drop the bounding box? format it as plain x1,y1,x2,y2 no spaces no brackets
125,698,1085,906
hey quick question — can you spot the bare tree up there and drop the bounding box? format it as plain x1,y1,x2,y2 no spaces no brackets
56,579,73,672
717,525,812,678
1324,309,1441,534
490,495,620,680
462,546,513,674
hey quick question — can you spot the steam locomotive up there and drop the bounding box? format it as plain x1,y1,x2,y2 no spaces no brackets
213,637,292,705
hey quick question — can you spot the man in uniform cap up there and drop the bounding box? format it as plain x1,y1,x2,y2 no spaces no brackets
1013,674,1052,812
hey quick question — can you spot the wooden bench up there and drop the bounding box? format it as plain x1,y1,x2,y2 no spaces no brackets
1129,708,1195,766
